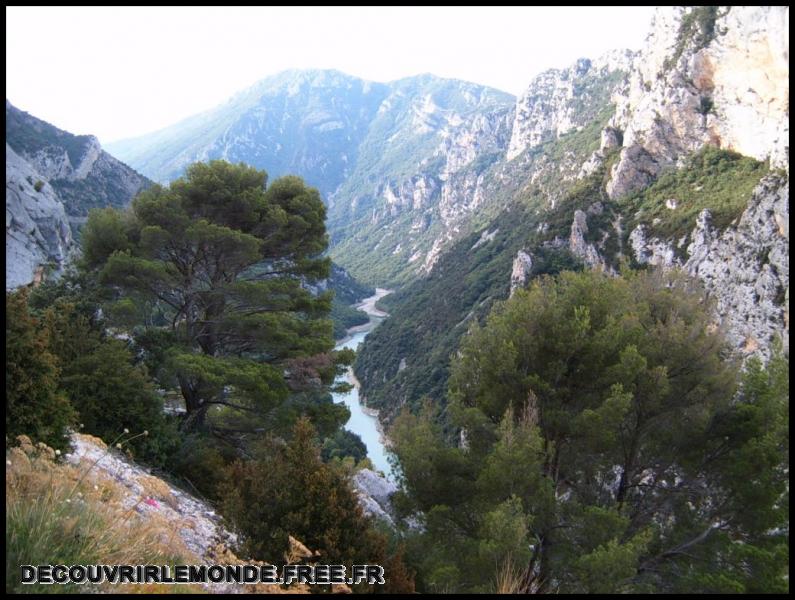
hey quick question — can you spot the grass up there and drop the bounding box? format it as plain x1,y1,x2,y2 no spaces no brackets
6,432,315,595
621,147,768,255
6,434,200,594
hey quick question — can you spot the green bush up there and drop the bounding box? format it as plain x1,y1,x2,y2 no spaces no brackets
45,302,180,467
6,289,75,453
169,434,237,502
321,429,367,463
222,418,380,566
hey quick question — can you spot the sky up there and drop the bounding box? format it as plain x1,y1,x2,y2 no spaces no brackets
6,6,657,144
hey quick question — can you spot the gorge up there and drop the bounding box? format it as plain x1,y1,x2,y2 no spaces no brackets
5,5,789,594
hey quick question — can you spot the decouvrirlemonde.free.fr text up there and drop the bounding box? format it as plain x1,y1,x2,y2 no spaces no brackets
21,564,385,585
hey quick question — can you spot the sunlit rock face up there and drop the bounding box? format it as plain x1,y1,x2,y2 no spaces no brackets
507,49,634,161
606,6,789,200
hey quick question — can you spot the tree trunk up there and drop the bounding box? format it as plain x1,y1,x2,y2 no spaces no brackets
178,375,208,431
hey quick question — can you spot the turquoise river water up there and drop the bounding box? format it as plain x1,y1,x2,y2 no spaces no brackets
332,289,397,480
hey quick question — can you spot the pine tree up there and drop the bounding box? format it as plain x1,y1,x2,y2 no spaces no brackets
223,418,377,564
80,160,346,436
392,269,787,593
6,289,75,452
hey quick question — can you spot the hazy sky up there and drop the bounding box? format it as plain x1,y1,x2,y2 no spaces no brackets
6,6,656,144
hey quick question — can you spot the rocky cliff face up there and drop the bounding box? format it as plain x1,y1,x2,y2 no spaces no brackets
356,5,788,424
5,101,151,289
507,50,634,161
102,62,639,287
629,174,788,358
330,55,634,285
6,144,73,289
328,82,516,283
605,6,789,200
108,70,389,197
592,6,790,359
6,101,151,218
106,70,518,286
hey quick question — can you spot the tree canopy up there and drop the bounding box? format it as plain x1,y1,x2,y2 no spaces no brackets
391,268,788,593
80,160,348,437
6,289,75,452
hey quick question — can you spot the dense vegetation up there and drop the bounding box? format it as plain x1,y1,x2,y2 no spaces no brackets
622,146,769,255
4,67,788,593
354,163,631,423
80,160,341,434
331,300,370,339
358,142,770,423
6,290,76,453
6,159,413,593
222,417,411,592
328,63,624,288
390,269,789,593
328,263,373,338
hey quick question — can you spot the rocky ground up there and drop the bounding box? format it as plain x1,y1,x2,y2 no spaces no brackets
62,433,328,594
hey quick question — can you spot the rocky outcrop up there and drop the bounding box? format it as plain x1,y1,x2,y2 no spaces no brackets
64,433,238,565
629,174,789,359
6,144,73,289
353,468,398,527
44,433,320,594
509,250,534,295
590,6,790,361
569,207,615,273
507,50,634,161
6,101,151,219
355,6,789,431
606,6,789,200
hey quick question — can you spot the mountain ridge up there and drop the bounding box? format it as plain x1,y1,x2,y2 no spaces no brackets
5,100,152,289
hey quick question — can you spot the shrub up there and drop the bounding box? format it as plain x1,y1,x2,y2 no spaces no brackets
222,418,377,564
169,434,237,502
321,429,368,463
45,301,180,467
6,289,75,453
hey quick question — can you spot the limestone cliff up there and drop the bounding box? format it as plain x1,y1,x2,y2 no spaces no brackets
356,6,789,422
596,6,789,359
5,101,151,289
6,144,73,289
629,174,788,358
605,6,789,199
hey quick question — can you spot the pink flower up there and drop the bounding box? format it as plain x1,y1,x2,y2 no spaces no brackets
143,497,159,508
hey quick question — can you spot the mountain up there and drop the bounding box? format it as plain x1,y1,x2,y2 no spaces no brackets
325,74,516,284
355,5,789,423
5,101,152,289
105,71,517,285
106,69,390,197
92,6,787,425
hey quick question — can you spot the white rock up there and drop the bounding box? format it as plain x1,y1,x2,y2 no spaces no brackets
510,250,534,295
5,144,74,289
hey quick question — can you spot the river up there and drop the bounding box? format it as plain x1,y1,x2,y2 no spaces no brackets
333,288,397,480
